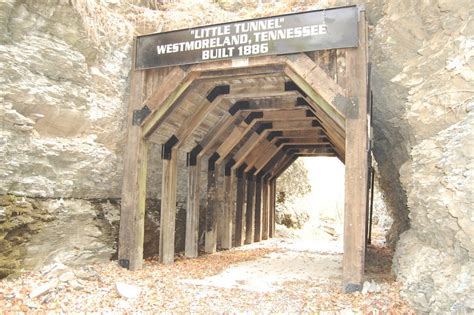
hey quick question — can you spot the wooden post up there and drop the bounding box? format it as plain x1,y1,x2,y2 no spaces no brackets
343,8,369,292
185,156,201,258
221,160,235,249
216,165,224,248
234,164,246,246
205,153,220,253
118,41,147,271
245,169,256,244
160,146,178,265
221,173,234,249
261,177,269,240
254,175,263,242
269,179,276,238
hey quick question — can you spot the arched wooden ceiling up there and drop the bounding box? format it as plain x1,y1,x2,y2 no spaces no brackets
144,54,348,180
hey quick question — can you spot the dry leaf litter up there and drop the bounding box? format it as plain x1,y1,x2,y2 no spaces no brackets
0,238,414,313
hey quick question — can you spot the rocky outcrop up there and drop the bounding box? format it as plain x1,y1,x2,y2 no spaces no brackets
394,113,474,312
375,0,473,312
0,195,54,278
0,0,130,198
0,196,117,278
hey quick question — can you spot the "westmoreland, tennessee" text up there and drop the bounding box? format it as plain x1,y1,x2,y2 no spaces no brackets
156,16,328,60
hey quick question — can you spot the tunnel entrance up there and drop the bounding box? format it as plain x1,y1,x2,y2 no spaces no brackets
118,5,371,292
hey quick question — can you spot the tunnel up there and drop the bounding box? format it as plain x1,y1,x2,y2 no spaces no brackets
118,6,370,292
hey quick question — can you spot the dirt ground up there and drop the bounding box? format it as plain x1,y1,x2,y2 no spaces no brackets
0,237,414,313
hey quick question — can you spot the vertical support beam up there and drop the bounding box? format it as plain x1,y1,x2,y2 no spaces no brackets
118,42,146,271
160,147,178,265
245,168,256,244
261,177,269,240
254,175,263,242
216,164,224,248
222,159,235,249
185,145,202,258
234,164,247,247
343,8,369,292
205,152,220,253
269,179,276,238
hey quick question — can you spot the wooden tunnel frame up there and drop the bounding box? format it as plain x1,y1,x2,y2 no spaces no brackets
119,9,369,292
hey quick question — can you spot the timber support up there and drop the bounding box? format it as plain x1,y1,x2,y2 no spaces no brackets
119,5,370,293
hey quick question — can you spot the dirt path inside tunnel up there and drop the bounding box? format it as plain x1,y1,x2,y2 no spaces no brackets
1,237,414,313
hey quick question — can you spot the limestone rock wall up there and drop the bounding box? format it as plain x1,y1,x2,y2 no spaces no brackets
395,113,473,312
0,0,130,198
371,0,473,312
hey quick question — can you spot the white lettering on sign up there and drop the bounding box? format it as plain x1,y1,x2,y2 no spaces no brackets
136,6,360,69
156,22,327,60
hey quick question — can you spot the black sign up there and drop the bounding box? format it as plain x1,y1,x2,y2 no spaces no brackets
136,5,359,69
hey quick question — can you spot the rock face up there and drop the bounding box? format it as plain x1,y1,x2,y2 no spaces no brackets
394,113,474,312
0,0,130,198
0,0,473,312
371,0,473,312
0,196,118,278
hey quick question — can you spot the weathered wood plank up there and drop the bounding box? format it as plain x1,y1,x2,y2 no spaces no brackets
185,158,200,258
159,149,178,265
190,55,288,72
342,10,369,293
205,159,219,253
262,178,269,240
118,43,147,271
142,71,198,137
221,173,234,249
244,171,256,244
271,156,298,181
234,169,246,247
254,176,263,242
285,53,349,121
269,179,276,238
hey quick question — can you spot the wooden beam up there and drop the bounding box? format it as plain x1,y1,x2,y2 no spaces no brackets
271,156,298,181
244,170,256,244
159,149,178,264
305,100,346,157
276,137,328,145
257,150,288,177
270,120,318,130
234,164,247,247
176,91,299,151
118,45,147,271
279,129,325,138
142,67,189,112
243,139,278,172
269,179,276,238
221,170,234,249
285,53,349,123
254,175,263,242
205,153,220,253
142,70,197,137
252,143,281,173
262,178,269,240
241,108,310,120
253,128,324,173
198,64,285,80
343,9,369,293
142,54,289,138
190,55,288,73
185,157,201,258
268,153,294,178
